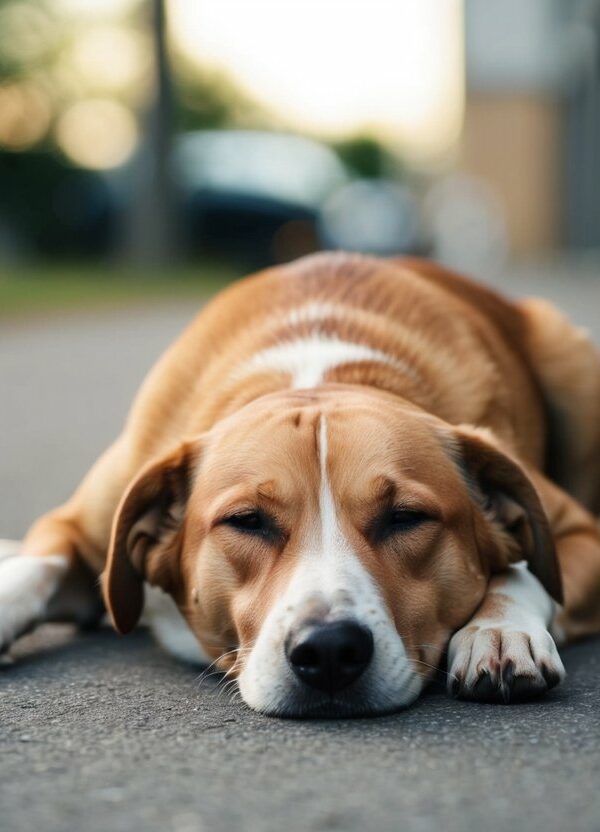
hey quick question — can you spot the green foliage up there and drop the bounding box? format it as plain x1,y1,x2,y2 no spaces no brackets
331,135,402,179
173,64,269,132
0,0,53,78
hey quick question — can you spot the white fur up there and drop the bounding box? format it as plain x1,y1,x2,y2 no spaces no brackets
0,547,69,652
448,561,565,694
0,539,22,562
488,561,560,634
237,333,419,390
283,301,340,327
142,585,209,665
237,416,422,715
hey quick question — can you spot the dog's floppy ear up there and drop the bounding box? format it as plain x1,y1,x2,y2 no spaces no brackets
450,425,563,604
102,439,203,634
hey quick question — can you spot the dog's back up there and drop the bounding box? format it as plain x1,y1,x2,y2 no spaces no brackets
125,252,547,470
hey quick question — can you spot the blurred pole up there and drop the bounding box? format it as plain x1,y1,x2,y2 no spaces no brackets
565,0,600,249
126,0,179,268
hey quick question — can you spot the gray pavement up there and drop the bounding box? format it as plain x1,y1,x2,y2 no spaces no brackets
2,261,600,832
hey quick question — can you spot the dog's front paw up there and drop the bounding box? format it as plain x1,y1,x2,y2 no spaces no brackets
447,623,565,703
0,552,68,655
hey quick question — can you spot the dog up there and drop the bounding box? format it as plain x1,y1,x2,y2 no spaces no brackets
2,253,600,717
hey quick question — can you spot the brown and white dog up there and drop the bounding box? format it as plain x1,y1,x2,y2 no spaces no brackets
2,253,600,717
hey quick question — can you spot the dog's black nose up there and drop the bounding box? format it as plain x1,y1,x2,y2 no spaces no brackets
286,620,374,693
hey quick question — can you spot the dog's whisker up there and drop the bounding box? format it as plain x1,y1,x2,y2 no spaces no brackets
195,645,256,686
195,669,226,688
214,677,240,703
195,656,227,685
411,658,452,679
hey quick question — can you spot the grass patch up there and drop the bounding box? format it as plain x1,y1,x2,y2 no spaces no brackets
0,261,240,319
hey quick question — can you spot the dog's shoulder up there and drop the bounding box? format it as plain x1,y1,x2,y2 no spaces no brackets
391,256,528,348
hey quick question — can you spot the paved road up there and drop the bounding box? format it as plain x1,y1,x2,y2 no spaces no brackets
2,263,600,832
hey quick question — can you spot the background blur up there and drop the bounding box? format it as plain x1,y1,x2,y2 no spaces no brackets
1,0,600,314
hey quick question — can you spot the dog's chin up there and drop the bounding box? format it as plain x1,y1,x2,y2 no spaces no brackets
246,685,418,720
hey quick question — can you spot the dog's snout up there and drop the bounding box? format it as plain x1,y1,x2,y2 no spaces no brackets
286,619,374,693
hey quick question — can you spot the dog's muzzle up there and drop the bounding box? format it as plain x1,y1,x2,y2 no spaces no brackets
285,618,374,694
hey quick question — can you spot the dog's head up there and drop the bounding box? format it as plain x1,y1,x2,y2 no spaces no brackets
103,387,561,717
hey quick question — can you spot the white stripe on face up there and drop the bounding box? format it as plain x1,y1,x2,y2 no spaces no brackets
237,415,423,716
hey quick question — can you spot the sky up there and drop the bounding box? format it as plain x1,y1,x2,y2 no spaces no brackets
169,0,464,164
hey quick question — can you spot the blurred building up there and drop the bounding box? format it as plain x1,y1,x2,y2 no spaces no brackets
463,0,600,254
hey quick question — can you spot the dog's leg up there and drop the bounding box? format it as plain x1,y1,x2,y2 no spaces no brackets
0,440,133,656
0,543,73,652
0,536,106,655
448,473,600,702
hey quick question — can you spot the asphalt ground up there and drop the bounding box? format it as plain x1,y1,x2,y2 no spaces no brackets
2,260,600,832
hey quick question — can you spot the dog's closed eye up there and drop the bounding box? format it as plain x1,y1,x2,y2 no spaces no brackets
219,510,283,543
369,507,433,543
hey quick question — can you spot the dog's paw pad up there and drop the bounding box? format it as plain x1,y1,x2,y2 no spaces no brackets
447,624,565,703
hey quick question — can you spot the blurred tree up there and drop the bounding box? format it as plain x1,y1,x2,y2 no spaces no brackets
0,0,272,263
331,135,404,180
174,65,269,131
0,0,59,82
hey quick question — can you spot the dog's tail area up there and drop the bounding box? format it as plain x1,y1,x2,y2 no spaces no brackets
518,297,600,515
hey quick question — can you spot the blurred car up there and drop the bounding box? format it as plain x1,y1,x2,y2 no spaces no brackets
319,178,428,257
0,131,428,267
173,130,349,266
0,150,116,260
